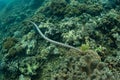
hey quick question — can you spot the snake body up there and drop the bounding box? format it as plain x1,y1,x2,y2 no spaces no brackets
30,21,81,52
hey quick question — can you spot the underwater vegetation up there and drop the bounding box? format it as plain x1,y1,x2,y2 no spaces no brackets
0,0,120,80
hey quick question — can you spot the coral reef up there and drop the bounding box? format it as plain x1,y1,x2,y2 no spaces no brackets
3,37,18,50
38,0,103,18
0,0,120,80
19,57,40,76
40,50,119,80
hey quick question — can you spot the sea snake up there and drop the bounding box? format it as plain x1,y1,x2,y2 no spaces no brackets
30,21,82,52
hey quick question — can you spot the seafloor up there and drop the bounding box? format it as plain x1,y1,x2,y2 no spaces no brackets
0,0,120,80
